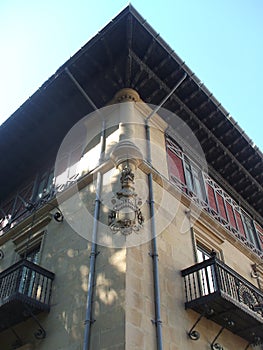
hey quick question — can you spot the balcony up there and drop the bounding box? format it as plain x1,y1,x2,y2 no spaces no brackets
0,259,55,334
181,256,263,345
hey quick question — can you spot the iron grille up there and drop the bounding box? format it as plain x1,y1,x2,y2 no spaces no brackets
181,256,263,344
0,259,54,332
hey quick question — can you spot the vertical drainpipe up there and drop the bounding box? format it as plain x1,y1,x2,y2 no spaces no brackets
83,120,106,350
145,74,187,350
145,121,163,350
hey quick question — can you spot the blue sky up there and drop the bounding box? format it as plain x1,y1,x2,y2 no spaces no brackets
0,0,262,150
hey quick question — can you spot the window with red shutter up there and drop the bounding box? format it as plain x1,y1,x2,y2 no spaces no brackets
206,184,217,212
225,201,237,229
167,148,185,185
216,194,227,221
166,136,263,254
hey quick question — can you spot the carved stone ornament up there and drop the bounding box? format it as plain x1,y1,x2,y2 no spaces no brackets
108,165,144,235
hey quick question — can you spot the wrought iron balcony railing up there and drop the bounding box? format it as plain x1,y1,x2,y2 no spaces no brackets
181,256,263,346
0,259,55,335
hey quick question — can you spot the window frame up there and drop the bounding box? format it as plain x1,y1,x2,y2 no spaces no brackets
183,157,206,202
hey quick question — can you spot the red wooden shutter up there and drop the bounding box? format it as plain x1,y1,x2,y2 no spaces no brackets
167,148,185,184
235,211,246,238
206,184,217,212
225,202,237,229
216,194,227,220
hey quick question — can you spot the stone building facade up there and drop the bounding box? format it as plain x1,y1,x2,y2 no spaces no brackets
0,5,262,350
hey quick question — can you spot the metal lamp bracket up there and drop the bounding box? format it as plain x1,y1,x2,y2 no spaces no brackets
188,307,214,340
44,203,64,222
210,318,234,350
24,194,64,223
24,306,46,339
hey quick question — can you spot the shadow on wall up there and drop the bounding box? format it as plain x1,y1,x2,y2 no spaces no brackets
41,182,126,349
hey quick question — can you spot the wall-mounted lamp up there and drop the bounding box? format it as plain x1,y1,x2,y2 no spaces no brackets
52,209,64,223
251,263,263,290
108,140,144,235
23,194,63,223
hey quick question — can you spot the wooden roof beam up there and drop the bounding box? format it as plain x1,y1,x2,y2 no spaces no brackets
153,56,171,72
183,88,200,104
125,14,133,86
202,109,217,123
142,38,156,63
101,38,124,85
194,99,210,114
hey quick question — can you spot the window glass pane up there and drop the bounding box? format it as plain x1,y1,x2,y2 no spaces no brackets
20,245,40,264
243,215,259,249
37,173,48,198
193,168,205,201
185,162,194,192
255,223,263,250
197,245,215,295
197,245,211,262
185,160,205,201
46,169,55,193
19,245,41,297
36,169,55,199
